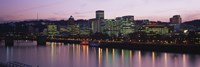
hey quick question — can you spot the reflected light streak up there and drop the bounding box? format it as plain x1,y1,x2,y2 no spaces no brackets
130,50,132,67
112,48,115,67
83,45,86,60
164,53,168,67
62,43,64,46
51,42,55,66
72,43,75,66
152,52,155,67
138,51,141,67
183,54,187,67
46,42,50,46
58,42,61,46
82,45,87,63
98,48,102,67
106,48,108,66
72,44,75,48
121,49,124,67
86,45,89,67
76,45,80,67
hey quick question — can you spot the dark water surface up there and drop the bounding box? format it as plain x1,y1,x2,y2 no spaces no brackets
0,40,200,67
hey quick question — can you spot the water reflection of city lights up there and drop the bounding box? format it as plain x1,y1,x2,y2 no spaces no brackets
129,50,132,67
183,54,187,67
138,51,141,67
164,52,168,67
112,48,115,67
98,48,102,67
106,48,108,65
152,52,155,67
121,49,124,67
51,42,55,66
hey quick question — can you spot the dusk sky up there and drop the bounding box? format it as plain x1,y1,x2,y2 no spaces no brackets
0,0,200,22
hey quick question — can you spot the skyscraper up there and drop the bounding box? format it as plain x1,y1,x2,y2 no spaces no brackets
92,10,105,33
96,10,104,20
169,15,182,32
122,15,134,21
170,15,182,23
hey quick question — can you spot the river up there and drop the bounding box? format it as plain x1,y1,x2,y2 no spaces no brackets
0,40,200,67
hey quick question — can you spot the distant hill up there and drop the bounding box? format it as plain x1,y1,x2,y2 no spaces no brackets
184,20,200,26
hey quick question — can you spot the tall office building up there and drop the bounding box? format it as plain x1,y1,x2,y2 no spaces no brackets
169,15,182,32
96,10,104,20
170,15,182,23
92,10,105,33
122,15,134,21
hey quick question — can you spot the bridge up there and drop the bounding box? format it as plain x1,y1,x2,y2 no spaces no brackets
1,36,92,46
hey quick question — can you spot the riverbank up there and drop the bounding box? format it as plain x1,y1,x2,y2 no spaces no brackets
91,42,200,54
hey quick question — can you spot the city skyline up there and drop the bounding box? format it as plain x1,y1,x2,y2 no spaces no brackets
0,0,200,22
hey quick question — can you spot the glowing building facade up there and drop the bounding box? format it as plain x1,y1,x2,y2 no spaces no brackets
47,25,59,36
66,16,79,35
